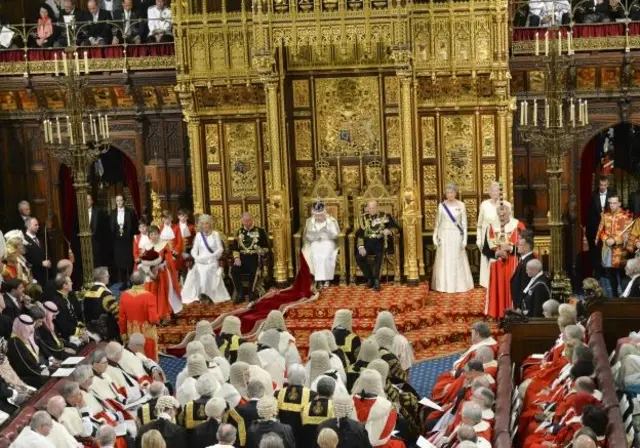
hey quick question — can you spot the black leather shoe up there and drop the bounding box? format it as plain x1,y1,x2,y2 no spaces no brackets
373,279,381,291
367,278,374,288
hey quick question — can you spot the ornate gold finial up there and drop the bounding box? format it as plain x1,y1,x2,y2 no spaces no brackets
151,190,162,227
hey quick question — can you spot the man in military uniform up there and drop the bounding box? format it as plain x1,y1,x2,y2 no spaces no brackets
84,267,119,341
355,200,398,291
231,212,270,302
596,195,634,297
300,377,335,445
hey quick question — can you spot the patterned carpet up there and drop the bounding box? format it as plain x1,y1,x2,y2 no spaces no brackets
159,352,460,399
155,282,497,361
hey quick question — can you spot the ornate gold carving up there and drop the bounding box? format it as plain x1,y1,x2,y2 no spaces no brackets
385,116,401,159
225,122,259,198
453,20,471,62
442,116,476,191
421,116,436,159
365,161,385,185
424,199,438,231
229,205,243,232
248,204,262,227
187,118,204,215
387,164,402,195
294,120,313,161
208,171,223,201
475,18,491,62
262,121,270,163
210,205,224,231
296,167,315,198
196,86,266,110
292,80,310,108
482,164,497,193
422,165,437,195
466,197,478,230
434,19,451,63
384,77,399,104
481,115,495,157
205,123,220,164
341,166,360,197
315,77,381,157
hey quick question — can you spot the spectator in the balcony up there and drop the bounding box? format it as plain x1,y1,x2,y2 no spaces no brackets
134,0,155,18
595,0,625,21
44,0,64,20
528,0,570,26
31,5,57,48
80,0,112,46
100,0,124,17
147,0,172,43
113,0,141,44
56,0,84,46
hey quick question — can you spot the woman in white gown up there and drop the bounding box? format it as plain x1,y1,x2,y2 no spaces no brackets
181,214,230,304
302,200,340,289
432,183,474,293
476,181,512,288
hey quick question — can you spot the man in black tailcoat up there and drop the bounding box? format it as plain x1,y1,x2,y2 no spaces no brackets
109,194,138,287
586,176,616,278
510,231,535,312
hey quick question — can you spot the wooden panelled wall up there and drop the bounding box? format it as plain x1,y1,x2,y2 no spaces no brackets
0,113,190,257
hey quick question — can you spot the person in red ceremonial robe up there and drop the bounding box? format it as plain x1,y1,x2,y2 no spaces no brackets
525,402,607,448
352,369,406,448
177,209,196,278
133,217,150,271
160,209,184,264
118,270,160,360
482,203,526,319
139,225,183,324
431,321,497,401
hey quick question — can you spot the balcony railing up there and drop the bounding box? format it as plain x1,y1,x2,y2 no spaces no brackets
0,18,175,75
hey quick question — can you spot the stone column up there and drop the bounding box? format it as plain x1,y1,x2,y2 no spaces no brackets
393,46,421,284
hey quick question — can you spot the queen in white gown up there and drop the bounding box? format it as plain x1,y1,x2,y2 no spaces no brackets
302,200,340,288
476,181,512,288
182,214,230,304
432,183,474,293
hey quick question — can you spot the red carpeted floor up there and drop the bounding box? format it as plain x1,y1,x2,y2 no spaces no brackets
158,273,498,361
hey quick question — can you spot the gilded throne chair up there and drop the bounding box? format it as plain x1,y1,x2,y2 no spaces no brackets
294,173,350,285
349,174,402,284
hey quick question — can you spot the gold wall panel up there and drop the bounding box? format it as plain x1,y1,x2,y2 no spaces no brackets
434,19,451,63
208,171,223,201
442,116,476,192
528,71,546,92
465,197,478,230
481,115,495,157
386,116,401,159
453,20,471,63
228,204,243,232
475,18,491,62
292,80,310,108
210,205,224,231
294,120,313,161
225,122,259,198
388,164,402,195
424,199,438,231
205,123,220,164
315,77,381,157
421,116,436,159
296,167,314,197
264,169,271,197
482,164,497,193
342,166,360,197
384,77,399,104
248,204,262,227
229,32,246,70
209,32,226,71
422,165,438,195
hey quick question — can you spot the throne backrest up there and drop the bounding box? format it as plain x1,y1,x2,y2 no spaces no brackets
299,173,350,230
353,173,401,229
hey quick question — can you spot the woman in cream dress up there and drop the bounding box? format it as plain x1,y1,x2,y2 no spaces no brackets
181,214,230,304
477,181,511,288
431,184,474,293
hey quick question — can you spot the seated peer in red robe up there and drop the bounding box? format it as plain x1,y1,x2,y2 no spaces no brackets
524,402,607,448
431,322,497,400
433,360,486,406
